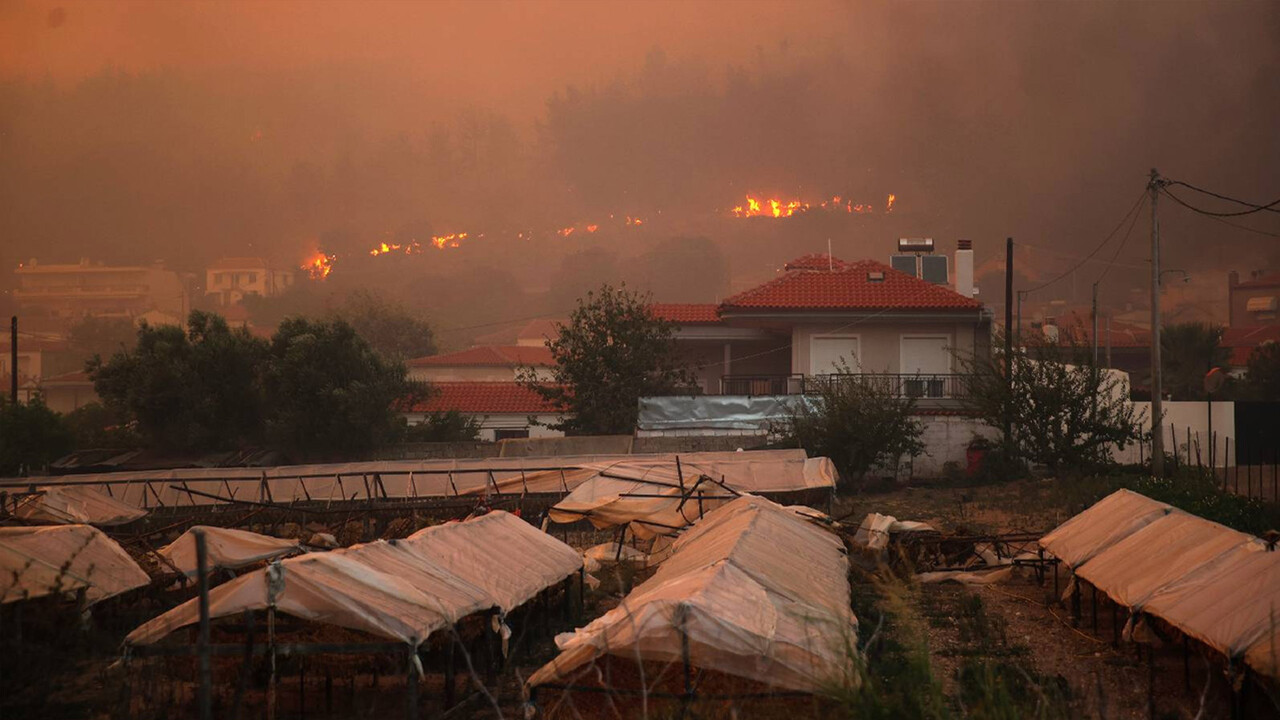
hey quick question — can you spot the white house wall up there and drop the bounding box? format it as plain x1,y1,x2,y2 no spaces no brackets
791,320,980,375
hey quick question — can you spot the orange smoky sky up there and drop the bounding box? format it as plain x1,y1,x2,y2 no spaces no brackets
0,0,840,116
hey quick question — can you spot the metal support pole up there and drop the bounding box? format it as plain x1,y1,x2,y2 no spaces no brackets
1004,237,1014,452
9,317,16,402
195,529,212,720
406,648,419,720
1091,584,1098,635
444,626,457,708
1150,169,1165,476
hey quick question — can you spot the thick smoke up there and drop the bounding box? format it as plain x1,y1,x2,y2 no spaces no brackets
1,0,1277,342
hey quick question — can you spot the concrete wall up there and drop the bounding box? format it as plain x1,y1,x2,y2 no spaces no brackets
1116,400,1236,466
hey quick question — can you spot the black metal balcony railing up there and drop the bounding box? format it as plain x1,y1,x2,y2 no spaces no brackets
719,373,969,399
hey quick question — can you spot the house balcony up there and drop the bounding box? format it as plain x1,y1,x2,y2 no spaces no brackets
718,373,971,402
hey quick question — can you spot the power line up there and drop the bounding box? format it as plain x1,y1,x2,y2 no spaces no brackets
1023,190,1147,294
1097,193,1148,284
1162,186,1280,218
1161,189,1280,238
1165,179,1280,215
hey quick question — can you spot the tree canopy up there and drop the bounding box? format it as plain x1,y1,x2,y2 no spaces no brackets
520,284,695,435
0,395,74,475
88,311,412,458
1243,342,1280,400
89,312,268,451
777,361,924,487
1161,322,1230,401
263,317,411,458
334,290,436,361
959,337,1144,473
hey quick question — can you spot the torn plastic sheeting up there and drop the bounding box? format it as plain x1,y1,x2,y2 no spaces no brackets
1038,489,1172,568
159,526,302,577
918,567,1015,585
528,496,856,694
545,456,835,538
13,485,147,526
0,525,150,606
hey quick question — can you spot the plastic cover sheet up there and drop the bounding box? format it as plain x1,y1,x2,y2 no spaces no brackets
8,450,816,509
1075,512,1252,609
1140,539,1280,674
405,511,583,612
158,526,303,577
127,511,579,647
528,496,856,693
126,553,451,646
636,395,816,431
0,525,150,605
13,485,147,526
1038,489,1172,568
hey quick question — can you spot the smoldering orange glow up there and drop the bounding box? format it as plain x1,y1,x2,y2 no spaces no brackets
886,193,896,213
558,227,575,237
586,224,599,233
301,251,334,279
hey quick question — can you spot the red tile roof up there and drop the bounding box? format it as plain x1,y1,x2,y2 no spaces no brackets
783,254,849,271
404,382,564,414
407,345,555,368
1222,325,1280,366
722,257,982,312
649,303,721,324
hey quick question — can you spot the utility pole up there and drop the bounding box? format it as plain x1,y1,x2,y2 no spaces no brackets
9,317,16,402
1150,169,1165,476
1091,282,1099,367
1005,237,1014,451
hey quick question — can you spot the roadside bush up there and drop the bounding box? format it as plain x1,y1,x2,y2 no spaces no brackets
777,361,924,489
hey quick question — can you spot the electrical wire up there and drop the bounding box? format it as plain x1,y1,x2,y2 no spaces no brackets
1165,179,1280,215
1023,190,1147,295
1096,193,1148,284
1161,189,1280,239
1162,186,1280,218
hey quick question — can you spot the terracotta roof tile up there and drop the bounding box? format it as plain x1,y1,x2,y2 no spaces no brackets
404,382,564,414
783,254,849,271
649,303,721,324
722,258,982,312
407,345,555,368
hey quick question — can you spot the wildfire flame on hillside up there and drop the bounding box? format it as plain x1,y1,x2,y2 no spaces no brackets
301,251,334,279
730,194,894,218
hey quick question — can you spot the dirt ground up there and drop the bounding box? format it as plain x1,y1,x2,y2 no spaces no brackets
855,479,1248,720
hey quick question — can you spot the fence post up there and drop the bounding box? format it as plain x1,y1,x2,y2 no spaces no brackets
194,529,212,720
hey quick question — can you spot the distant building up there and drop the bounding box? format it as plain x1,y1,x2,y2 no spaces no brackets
400,382,565,441
32,370,98,414
1228,270,1280,328
205,257,295,307
14,259,188,332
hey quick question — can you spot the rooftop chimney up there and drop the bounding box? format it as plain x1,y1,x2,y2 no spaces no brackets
954,239,975,298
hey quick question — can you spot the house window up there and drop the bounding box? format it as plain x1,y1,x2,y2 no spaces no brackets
248,272,258,284
810,335,860,374
901,335,952,398
494,428,530,440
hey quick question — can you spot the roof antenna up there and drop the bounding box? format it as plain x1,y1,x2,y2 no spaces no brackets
827,239,833,271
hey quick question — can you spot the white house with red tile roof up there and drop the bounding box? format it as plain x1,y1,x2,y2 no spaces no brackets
654,251,990,397
400,382,565,441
